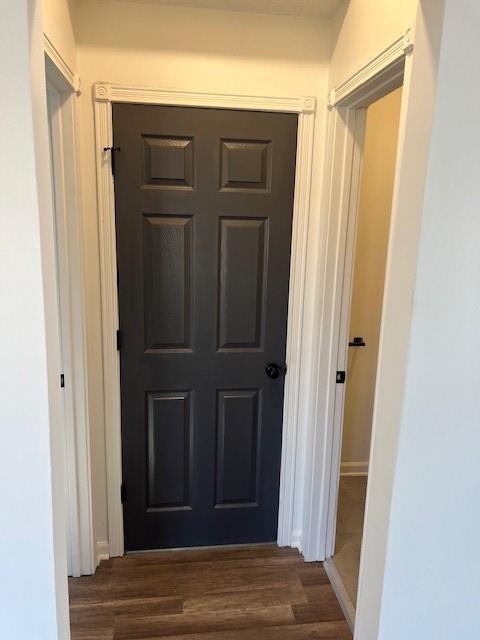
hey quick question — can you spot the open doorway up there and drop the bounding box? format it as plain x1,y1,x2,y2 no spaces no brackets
328,87,403,622
45,54,94,578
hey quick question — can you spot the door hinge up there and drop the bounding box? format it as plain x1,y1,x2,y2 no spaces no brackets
116,329,122,351
121,483,126,503
103,146,121,177
60,373,65,388
336,371,346,384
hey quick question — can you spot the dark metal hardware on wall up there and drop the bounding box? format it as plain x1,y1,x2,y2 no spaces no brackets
348,336,366,347
116,329,122,351
265,363,287,379
104,146,121,177
60,373,65,388
336,371,346,384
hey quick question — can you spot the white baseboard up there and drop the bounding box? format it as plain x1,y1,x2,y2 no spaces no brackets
291,530,303,552
340,461,368,476
324,558,355,632
96,541,110,568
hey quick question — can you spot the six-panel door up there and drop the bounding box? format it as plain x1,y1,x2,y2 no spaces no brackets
113,104,297,550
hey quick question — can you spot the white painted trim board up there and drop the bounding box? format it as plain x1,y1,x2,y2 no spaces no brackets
328,30,413,107
340,462,368,476
43,33,80,93
96,541,110,567
324,558,356,632
301,30,411,564
45,56,94,577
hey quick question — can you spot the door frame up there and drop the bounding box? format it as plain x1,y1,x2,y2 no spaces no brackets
93,83,317,557
45,50,94,575
301,30,413,564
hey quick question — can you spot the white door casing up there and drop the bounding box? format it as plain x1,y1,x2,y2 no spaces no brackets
93,84,317,557
45,50,94,576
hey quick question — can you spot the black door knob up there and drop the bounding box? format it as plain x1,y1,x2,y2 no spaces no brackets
265,363,284,379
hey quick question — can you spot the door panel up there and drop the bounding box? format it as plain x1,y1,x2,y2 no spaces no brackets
218,217,268,350
215,389,261,507
146,390,193,511
113,104,297,550
143,215,193,351
220,139,271,191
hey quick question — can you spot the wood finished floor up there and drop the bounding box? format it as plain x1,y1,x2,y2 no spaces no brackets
69,545,352,640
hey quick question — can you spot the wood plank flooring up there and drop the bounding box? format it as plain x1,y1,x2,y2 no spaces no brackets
69,545,352,640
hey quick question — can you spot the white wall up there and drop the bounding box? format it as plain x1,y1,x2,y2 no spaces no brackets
342,88,402,469
0,0,69,637
378,1,480,636
73,0,333,552
355,1,447,637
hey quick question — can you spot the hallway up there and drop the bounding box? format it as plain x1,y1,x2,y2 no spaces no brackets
68,545,351,639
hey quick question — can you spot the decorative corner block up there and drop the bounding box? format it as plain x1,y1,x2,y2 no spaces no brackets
300,97,316,113
403,28,414,54
94,83,112,102
327,89,336,110
74,74,81,96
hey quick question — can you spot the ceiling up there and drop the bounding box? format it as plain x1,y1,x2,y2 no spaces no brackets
95,0,346,18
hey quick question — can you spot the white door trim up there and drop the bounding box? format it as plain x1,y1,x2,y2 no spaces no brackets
301,31,412,563
43,33,81,94
93,83,317,557
45,54,94,575
327,30,413,107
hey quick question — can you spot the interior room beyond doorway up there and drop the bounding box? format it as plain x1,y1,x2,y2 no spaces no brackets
333,86,403,610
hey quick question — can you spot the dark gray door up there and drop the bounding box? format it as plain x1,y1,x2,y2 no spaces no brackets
113,104,297,550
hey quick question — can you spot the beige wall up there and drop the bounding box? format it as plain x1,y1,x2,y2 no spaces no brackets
329,0,418,88
42,0,77,72
73,0,333,547
341,87,402,469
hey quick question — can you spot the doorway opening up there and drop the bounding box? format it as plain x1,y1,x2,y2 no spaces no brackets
326,87,403,625
45,54,93,577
